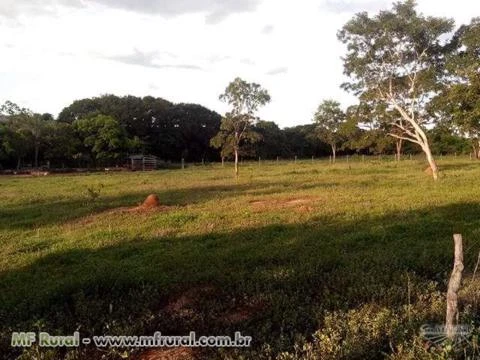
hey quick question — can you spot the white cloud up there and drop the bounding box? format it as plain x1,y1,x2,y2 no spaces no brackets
0,0,479,127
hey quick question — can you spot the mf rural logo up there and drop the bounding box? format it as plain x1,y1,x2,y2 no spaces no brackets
420,324,473,350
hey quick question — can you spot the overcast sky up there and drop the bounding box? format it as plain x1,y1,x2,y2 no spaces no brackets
0,0,478,128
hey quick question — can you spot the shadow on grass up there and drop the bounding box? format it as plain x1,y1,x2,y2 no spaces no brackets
1,202,480,359
436,161,480,171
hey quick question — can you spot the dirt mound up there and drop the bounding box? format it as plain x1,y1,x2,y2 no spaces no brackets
142,194,160,208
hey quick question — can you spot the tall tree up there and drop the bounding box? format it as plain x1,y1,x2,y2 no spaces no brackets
313,100,346,162
433,18,480,158
73,115,128,166
338,0,454,180
0,101,50,168
211,77,270,177
253,120,289,159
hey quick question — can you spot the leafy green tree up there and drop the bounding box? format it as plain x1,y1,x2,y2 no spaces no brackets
313,100,346,162
73,115,128,166
43,122,80,167
428,125,470,155
0,101,51,168
253,120,289,159
433,18,480,158
0,123,30,169
156,103,221,162
211,77,270,177
58,95,222,161
338,0,454,179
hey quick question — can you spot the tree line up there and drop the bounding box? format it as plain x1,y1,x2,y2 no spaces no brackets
0,1,478,177
1,92,465,171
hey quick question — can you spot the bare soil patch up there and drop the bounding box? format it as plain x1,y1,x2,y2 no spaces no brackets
165,285,216,314
222,300,266,324
136,347,197,360
250,197,317,211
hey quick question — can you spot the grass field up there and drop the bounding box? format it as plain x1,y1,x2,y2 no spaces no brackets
1,158,480,359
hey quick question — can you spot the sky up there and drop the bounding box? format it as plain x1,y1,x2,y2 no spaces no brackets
0,0,479,128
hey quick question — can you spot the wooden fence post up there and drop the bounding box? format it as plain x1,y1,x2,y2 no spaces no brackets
181,158,185,169
446,234,464,339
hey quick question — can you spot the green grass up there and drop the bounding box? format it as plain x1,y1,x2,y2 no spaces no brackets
1,158,480,359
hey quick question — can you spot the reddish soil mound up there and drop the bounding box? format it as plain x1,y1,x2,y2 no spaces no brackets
143,194,160,208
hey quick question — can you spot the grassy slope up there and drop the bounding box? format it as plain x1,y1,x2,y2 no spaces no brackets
1,158,480,359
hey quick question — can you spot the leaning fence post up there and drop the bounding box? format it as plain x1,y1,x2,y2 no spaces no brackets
446,234,464,339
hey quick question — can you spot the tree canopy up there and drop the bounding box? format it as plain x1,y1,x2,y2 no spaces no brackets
338,0,454,179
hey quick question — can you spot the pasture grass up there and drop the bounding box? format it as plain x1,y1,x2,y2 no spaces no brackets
1,157,480,359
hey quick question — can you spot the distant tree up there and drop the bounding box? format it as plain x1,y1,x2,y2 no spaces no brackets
73,115,128,166
282,124,330,158
211,77,270,177
58,95,223,161
0,101,51,168
432,18,480,158
58,98,101,123
338,0,454,179
346,103,403,157
0,122,30,169
157,103,221,162
17,114,51,168
43,122,80,167
253,120,289,159
429,125,470,155
313,100,346,162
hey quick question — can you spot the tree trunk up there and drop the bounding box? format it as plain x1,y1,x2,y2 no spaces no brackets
423,142,439,181
331,144,336,163
396,138,403,161
34,144,39,168
234,147,239,178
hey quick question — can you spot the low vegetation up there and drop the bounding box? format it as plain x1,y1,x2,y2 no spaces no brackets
1,158,480,359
